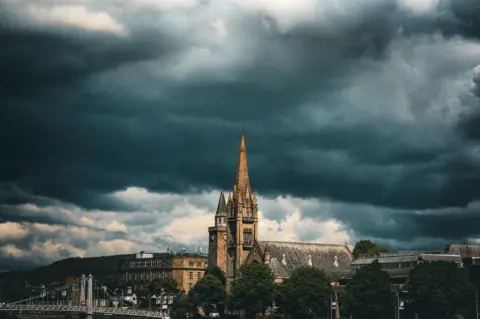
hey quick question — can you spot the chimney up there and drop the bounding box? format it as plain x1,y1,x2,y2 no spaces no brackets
264,245,271,265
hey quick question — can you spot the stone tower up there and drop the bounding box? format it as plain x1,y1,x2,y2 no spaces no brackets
208,129,258,284
207,192,228,275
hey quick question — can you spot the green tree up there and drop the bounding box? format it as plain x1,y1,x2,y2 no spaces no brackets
275,267,330,319
344,261,395,319
352,240,389,259
207,266,226,286
148,277,179,294
407,261,475,319
189,274,226,316
229,263,275,319
171,307,188,319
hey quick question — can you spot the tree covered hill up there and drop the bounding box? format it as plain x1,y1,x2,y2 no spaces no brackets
0,254,133,301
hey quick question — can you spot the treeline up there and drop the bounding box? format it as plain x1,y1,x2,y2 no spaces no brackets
179,262,476,319
0,254,132,301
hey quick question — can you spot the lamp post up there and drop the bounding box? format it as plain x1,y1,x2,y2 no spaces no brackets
397,291,400,319
330,291,333,319
476,284,479,319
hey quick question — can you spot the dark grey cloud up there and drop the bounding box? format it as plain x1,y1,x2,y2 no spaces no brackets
2,0,480,267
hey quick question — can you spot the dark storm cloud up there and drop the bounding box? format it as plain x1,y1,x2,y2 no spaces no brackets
0,204,79,226
457,66,480,140
0,221,130,269
2,0,480,257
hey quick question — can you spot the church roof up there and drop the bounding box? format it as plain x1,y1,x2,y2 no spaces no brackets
257,240,353,280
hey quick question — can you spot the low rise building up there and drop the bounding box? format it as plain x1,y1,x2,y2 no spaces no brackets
118,250,208,294
345,252,462,285
445,243,480,268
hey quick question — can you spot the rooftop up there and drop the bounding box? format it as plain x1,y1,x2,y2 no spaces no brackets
257,240,353,280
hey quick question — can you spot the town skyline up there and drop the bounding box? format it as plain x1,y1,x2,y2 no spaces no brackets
1,0,480,270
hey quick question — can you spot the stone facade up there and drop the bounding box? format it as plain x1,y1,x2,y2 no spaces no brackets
118,252,207,294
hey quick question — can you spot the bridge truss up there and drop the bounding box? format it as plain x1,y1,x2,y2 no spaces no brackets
0,274,165,318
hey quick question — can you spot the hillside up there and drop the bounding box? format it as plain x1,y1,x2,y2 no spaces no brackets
0,254,133,301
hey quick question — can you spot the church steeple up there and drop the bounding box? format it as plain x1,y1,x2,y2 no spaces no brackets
235,127,251,197
208,128,259,286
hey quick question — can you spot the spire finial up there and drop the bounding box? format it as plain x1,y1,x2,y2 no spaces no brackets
242,124,244,135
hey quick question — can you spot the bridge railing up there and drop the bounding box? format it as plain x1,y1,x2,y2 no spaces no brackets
0,304,87,312
0,304,165,318
0,274,166,318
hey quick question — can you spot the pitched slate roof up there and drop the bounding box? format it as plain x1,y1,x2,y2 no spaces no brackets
446,245,480,258
257,241,353,280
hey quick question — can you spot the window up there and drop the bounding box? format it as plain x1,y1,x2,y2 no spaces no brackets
197,262,202,267
189,261,194,267
198,272,202,279
189,272,193,279
188,283,193,290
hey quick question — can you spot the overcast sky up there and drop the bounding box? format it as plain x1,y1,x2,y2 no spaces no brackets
1,0,480,270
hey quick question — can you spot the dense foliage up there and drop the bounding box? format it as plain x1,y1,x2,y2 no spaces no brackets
189,274,226,316
206,265,226,286
171,307,188,319
352,240,389,259
228,263,275,319
148,277,180,294
275,267,330,319
407,261,476,319
343,261,396,319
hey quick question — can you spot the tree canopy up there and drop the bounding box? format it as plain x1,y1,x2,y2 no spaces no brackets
275,267,330,319
352,240,389,259
148,277,179,294
206,266,226,286
228,263,275,319
407,261,476,319
189,274,226,316
343,261,395,319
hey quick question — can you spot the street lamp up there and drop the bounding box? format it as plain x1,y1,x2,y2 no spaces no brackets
397,289,407,319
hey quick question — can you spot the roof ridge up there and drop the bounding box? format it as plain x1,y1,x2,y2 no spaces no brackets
258,240,347,247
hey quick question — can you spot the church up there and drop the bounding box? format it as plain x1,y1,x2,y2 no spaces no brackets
207,130,353,286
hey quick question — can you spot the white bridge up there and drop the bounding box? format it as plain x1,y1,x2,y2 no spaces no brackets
0,274,166,318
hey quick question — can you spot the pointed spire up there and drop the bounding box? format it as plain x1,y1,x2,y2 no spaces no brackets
253,192,257,204
235,127,250,196
216,192,227,216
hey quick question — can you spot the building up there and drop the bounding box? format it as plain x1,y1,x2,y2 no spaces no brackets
207,130,353,286
118,250,207,294
208,129,259,286
347,252,462,285
245,241,353,284
445,243,480,267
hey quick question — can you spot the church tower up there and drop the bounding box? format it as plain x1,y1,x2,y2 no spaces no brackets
208,129,259,284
